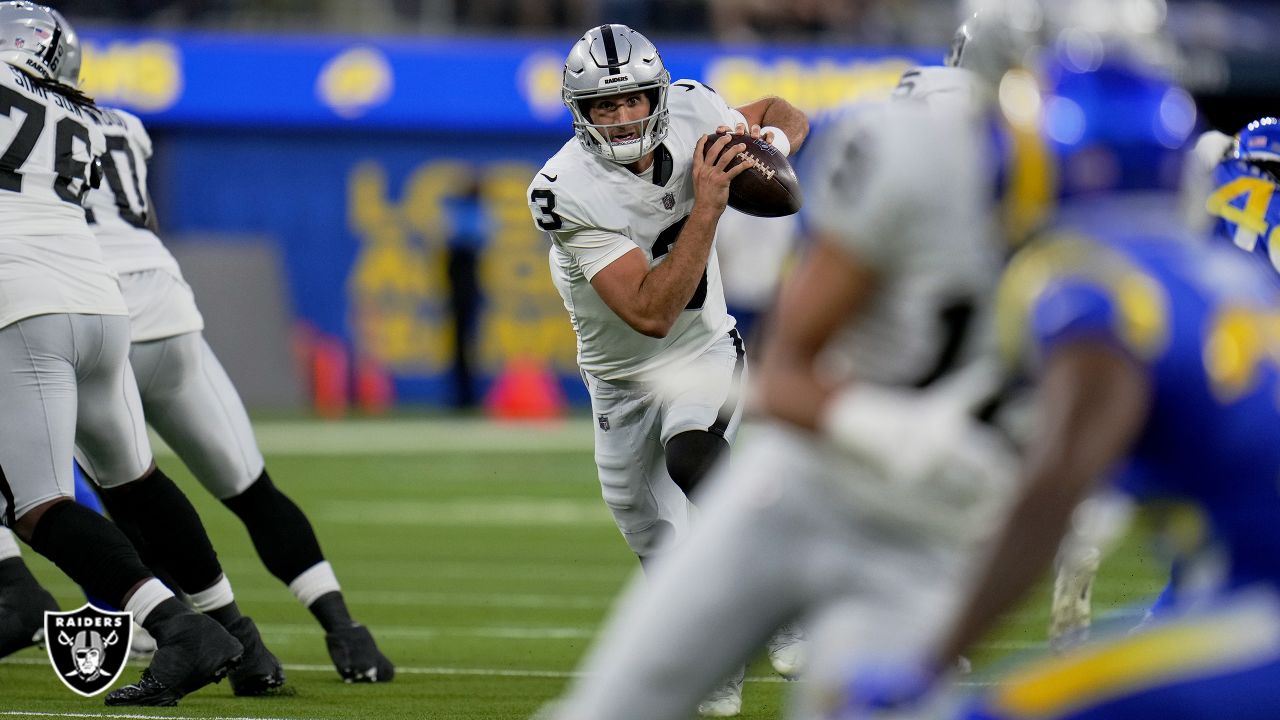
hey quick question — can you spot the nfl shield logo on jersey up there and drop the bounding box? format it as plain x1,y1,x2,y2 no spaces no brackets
662,192,675,210
44,605,132,697
598,414,610,431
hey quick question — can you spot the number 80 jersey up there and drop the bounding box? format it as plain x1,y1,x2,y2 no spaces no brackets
527,80,742,382
81,105,181,278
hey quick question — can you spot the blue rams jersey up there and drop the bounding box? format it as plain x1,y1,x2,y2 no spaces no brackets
998,209,1280,592
1207,159,1280,276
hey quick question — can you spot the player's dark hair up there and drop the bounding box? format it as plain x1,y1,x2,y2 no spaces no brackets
34,76,95,107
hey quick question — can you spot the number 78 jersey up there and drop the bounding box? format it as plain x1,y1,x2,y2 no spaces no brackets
526,80,741,382
0,65,127,330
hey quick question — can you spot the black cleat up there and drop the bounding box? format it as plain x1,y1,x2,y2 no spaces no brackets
105,614,242,706
226,616,285,696
325,623,395,683
0,581,58,659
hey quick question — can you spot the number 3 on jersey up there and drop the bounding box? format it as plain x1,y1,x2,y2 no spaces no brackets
531,188,562,230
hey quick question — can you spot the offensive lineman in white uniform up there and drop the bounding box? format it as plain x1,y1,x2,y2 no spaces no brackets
0,2,256,705
527,24,807,717
538,17,1025,720
47,20,394,684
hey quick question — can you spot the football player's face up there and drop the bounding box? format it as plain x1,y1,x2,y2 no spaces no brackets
588,92,651,143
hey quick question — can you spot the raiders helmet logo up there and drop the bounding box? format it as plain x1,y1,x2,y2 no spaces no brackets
44,604,132,697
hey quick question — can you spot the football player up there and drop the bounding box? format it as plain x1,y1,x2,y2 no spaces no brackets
533,11,1028,720
0,1,251,705
527,23,807,718
836,6,1280,720
49,13,394,685
1206,117,1280,273
1046,118,1280,649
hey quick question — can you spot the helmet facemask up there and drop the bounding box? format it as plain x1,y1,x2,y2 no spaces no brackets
561,24,671,166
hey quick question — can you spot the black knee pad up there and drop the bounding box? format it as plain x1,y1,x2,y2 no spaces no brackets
28,501,151,607
223,471,325,584
100,467,223,594
665,430,729,498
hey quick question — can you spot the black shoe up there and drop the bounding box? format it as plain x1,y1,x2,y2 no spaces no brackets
105,614,242,706
226,616,285,696
0,581,58,659
325,623,394,683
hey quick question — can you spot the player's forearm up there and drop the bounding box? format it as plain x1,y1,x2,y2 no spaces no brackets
631,207,719,337
756,98,809,154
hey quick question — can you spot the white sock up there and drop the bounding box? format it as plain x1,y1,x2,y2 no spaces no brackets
125,578,175,626
189,574,235,613
289,561,341,607
0,527,22,561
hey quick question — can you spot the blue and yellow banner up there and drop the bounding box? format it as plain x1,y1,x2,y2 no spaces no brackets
78,30,933,130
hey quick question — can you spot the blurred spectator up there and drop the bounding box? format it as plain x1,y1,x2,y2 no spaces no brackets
442,178,490,408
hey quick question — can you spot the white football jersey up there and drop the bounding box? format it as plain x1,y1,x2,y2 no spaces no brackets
529,80,743,382
803,66,1001,389
0,65,125,330
83,105,181,277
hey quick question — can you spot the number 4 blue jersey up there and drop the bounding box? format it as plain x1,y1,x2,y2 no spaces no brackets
998,218,1280,593
1207,159,1280,279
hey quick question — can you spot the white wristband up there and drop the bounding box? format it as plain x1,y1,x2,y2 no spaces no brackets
762,126,790,157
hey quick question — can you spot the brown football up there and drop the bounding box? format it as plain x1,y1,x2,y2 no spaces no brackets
700,132,802,217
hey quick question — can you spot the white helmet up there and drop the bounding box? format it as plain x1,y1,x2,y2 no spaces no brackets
0,1,66,82
48,6,78,87
562,24,670,165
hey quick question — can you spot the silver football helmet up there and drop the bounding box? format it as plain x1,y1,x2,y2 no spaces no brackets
562,24,670,165
0,1,66,82
48,7,79,87
947,0,1044,88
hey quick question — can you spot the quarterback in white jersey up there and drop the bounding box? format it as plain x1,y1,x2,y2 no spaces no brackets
0,2,248,706
66,36,393,683
542,59,1018,720
529,24,808,717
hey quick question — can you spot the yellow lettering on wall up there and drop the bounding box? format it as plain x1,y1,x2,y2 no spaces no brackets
79,40,183,112
345,159,576,378
347,162,453,372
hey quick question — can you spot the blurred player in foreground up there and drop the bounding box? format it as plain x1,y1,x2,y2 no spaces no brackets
837,8,1280,720
534,8,1031,719
52,15,394,685
527,24,807,716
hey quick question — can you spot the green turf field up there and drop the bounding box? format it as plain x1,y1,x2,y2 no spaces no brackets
0,418,1169,719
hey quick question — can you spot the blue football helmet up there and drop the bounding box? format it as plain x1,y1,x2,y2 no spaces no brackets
1234,117,1280,181
1036,45,1196,199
